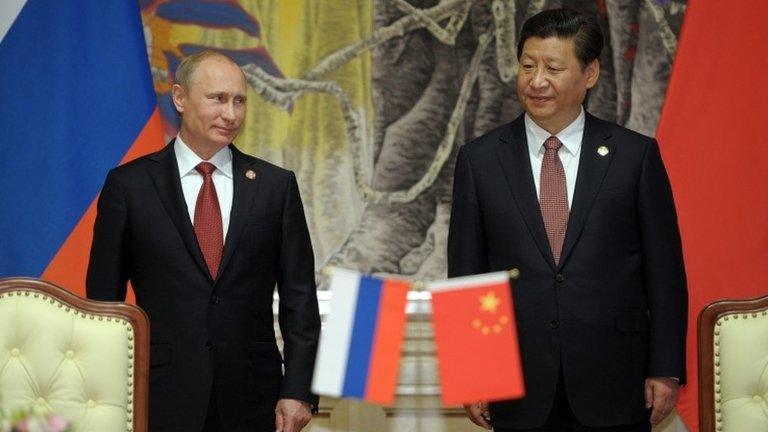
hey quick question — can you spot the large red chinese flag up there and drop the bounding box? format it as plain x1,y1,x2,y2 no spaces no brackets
656,1,768,430
429,272,525,406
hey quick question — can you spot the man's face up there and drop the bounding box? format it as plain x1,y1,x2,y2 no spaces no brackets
172,57,247,152
517,36,599,134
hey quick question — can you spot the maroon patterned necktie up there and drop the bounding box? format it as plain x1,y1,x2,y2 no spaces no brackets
540,136,569,265
194,162,223,279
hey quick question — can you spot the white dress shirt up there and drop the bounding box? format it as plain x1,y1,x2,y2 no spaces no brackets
525,107,585,208
174,136,234,239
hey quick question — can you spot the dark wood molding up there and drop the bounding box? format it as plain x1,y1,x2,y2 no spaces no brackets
0,277,149,432
698,294,768,432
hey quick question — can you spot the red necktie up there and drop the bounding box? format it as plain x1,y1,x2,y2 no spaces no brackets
194,162,223,278
540,136,569,265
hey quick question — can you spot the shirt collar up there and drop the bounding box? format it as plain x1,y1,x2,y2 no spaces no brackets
174,135,233,179
525,106,585,157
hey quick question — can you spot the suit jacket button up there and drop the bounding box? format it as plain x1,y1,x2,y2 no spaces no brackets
555,274,565,283
211,295,220,304
549,320,559,329
205,341,213,350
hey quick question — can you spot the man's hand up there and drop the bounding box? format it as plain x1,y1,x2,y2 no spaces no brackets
275,398,312,432
463,401,491,430
645,377,680,426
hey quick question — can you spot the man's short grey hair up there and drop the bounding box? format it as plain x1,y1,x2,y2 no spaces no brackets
174,50,238,88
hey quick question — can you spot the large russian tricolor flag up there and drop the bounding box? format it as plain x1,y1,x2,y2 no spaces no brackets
0,0,163,295
312,268,410,405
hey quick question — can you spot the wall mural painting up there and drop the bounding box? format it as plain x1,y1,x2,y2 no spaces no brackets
141,0,687,286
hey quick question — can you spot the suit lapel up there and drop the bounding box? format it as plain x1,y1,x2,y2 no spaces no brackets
558,113,614,268
496,115,555,268
218,145,262,278
148,140,212,280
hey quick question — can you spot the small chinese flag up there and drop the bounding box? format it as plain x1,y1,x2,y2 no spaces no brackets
428,271,525,405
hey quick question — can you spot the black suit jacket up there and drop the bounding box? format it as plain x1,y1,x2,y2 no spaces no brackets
448,113,687,428
87,142,320,432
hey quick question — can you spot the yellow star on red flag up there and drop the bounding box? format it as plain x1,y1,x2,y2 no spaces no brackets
479,291,500,313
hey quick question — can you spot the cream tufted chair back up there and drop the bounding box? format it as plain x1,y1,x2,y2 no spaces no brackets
699,294,768,432
0,278,148,431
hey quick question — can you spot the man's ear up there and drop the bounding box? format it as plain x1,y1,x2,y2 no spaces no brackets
585,59,600,89
171,84,186,114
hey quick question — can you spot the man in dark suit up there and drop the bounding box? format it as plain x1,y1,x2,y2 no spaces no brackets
87,51,320,432
448,9,687,432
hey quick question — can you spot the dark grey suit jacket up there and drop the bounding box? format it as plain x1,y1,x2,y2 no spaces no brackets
87,141,320,432
448,113,687,428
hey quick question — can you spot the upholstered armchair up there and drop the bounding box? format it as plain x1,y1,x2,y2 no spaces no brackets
0,278,148,431
699,294,768,432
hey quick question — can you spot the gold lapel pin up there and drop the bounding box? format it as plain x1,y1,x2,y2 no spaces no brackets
245,170,256,179
597,146,609,157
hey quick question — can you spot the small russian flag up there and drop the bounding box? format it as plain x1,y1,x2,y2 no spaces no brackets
312,268,410,405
